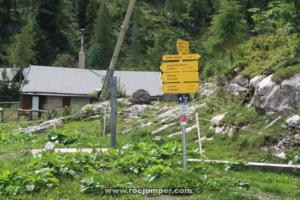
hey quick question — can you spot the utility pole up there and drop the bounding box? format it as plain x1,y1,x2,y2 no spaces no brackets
99,0,136,100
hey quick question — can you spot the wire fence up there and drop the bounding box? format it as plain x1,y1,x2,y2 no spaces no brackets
0,100,258,134
0,102,20,122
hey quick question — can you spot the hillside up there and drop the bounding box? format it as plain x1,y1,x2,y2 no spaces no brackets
0,0,300,199
0,95,300,199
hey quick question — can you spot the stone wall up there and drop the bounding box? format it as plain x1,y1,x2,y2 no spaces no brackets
44,96,63,110
43,96,90,110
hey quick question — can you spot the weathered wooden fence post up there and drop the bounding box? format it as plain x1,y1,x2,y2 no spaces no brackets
110,76,118,148
0,108,3,122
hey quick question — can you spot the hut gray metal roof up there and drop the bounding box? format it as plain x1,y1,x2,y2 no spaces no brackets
21,65,162,97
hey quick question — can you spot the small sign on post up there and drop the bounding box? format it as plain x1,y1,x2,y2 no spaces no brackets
178,94,191,104
176,39,190,55
160,61,198,73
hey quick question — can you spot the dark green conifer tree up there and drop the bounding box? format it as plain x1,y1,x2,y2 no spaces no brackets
87,1,114,69
206,0,247,54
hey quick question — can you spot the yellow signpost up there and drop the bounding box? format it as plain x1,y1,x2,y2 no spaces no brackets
160,39,201,171
160,61,198,72
161,72,199,83
162,54,201,61
176,39,190,55
160,39,201,94
161,83,199,94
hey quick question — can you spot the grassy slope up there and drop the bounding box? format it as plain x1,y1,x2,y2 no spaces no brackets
0,95,300,199
204,30,300,83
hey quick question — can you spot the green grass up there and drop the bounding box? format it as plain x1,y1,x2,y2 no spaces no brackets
205,31,300,83
0,95,299,199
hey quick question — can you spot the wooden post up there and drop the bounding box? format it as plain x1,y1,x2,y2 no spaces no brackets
102,106,107,136
196,113,203,155
110,77,117,148
0,108,3,123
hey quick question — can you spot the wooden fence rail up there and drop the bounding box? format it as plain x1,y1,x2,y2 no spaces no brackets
17,109,48,121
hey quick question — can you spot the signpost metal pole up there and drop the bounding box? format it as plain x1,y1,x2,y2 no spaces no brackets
181,114,188,171
110,77,117,148
179,97,189,171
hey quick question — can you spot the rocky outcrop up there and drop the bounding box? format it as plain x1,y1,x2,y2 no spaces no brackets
252,74,300,115
200,82,217,98
224,75,249,96
122,104,154,120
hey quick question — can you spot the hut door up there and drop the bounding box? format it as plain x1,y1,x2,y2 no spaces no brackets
63,97,71,107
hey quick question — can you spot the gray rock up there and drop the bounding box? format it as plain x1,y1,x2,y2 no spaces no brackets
233,67,242,73
129,89,151,104
253,74,300,115
224,83,248,96
250,75,265,88
266,111,278,119
231,75,249,87
274,152,286,160
82,101,110,113
123,104,153,119
44,142,55,151
199,82,216,98
211,113,227,125
294,134,300,141
285,115,300,129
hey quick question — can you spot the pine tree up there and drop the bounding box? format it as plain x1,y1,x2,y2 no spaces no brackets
206,0,247,54
87,1,114,69
164,0,191,26
8,23,36,68
53,53,76,67
85,0,99,40
59,0,79,54
35,0,79,64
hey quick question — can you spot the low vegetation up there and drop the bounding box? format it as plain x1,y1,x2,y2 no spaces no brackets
0,90,300,199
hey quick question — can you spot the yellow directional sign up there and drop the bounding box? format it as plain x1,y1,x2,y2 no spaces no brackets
160,61,198,72
161,72,199,83
162,54,201,61
161,82,199,94
176,39,189,55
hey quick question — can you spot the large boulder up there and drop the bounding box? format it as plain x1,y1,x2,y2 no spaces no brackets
129,89,151,104
252,74,300,115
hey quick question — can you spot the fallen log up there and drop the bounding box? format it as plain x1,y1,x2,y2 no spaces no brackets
15,112,102,134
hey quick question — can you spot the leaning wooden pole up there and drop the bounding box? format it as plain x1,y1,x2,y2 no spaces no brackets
99,0,136,100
